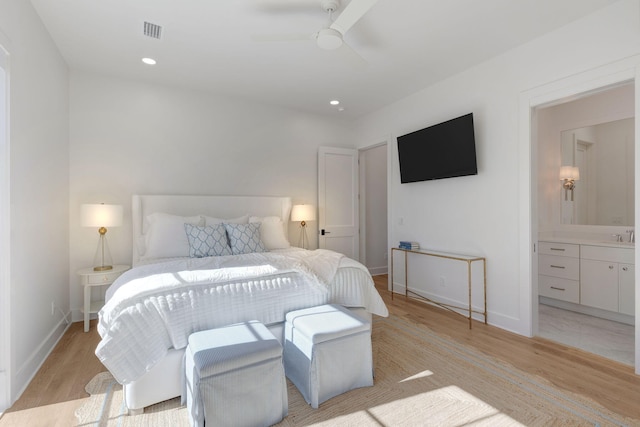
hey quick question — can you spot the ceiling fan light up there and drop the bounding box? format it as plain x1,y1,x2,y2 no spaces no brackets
316,28,343,50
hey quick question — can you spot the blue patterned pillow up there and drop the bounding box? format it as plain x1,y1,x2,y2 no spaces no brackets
184,223,231,258
223,223,266,255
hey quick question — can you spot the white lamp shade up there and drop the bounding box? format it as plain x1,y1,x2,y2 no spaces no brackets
81,204,123,228
559,166,580,181
291,204,316,222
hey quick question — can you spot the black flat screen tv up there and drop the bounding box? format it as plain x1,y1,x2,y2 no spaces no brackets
397,113,477,184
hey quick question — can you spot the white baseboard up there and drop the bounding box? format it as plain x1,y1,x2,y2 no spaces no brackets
390,282,525,336
369,266,388,276
71,308,99,323
13,313,71,404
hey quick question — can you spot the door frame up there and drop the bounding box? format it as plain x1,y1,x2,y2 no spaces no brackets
519,55,640,373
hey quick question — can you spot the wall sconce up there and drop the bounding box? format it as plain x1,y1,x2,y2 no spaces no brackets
81,203,123,271
291,204,316,249
559,166,580,201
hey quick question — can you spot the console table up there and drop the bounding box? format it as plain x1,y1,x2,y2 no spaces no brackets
390,247,487,329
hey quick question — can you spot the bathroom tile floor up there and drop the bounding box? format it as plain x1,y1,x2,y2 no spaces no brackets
538,303,634,366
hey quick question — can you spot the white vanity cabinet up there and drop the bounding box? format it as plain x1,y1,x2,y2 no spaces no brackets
538,241,635,318
538,242,580,304
580,245,634,314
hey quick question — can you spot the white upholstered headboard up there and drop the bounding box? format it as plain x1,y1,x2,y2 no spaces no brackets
132,194,292,266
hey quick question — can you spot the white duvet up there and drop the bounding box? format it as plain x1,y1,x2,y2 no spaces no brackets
96,249,388,384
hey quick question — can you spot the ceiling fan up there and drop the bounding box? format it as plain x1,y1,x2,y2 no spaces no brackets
252,0,378,68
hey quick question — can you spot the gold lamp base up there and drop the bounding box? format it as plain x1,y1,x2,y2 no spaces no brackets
298,221,309,249
93,227,114,271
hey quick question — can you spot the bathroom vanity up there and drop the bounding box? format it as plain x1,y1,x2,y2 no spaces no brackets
539,238,634,321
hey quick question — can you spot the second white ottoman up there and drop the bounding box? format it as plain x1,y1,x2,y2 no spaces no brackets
284,304,373,408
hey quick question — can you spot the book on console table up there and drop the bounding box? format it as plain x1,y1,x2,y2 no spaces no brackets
399,241,420,250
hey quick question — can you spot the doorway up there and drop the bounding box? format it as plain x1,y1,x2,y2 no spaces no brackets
527,71,638,373
359,143,388,275
317,143,389,275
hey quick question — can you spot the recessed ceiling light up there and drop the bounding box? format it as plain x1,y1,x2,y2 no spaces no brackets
142,57,157,65
338,107,345,112
330,100,340,106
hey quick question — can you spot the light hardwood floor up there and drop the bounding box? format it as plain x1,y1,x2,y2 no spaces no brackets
1,274,640,425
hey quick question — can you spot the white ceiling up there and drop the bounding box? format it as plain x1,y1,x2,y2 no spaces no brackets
30,0,619,119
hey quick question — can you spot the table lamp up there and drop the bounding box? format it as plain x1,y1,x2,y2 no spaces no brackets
291,204,316,249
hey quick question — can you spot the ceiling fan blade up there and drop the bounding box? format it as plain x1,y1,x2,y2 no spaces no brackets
251,33,312,42
330,0,378,35
334,41,367,70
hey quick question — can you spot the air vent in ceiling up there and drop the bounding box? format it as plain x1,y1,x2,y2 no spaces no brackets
143,21,162,39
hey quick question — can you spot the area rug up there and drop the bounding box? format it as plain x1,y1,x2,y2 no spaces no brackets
76,315,635,426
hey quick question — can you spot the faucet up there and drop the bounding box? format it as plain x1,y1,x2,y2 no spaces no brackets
627,229,635,243
612,234,623,243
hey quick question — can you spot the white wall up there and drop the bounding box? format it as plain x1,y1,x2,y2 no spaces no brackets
68,72,354,318
352,0,640,335
0,0,70,410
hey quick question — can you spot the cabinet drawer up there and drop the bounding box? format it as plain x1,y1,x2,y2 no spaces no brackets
539,275,580,304
539,242,579,258
87,271,119,285
539,254,579,280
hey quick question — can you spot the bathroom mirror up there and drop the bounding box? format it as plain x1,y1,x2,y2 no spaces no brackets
561,117,635,226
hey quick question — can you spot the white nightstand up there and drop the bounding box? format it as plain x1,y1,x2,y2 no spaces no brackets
77,264,130,332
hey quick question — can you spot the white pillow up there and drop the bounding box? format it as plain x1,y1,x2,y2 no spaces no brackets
141,213,203,260
249,216,290,250
203,214,249,226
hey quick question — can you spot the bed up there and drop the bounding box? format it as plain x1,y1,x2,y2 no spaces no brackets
96,194,388,413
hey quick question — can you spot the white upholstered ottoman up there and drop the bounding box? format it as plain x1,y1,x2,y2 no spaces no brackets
284,304,373,409
185,321,288,427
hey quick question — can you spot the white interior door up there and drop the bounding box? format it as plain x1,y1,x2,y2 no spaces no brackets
318,146,359,260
